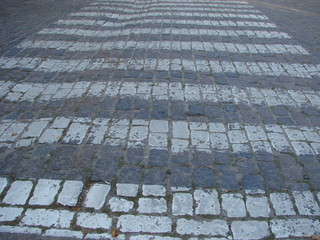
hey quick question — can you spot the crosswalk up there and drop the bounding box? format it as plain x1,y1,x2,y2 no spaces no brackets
1,1,320,166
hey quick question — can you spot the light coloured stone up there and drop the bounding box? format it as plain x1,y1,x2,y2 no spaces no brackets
150,120,169,133
176,219,228,236
228,130,248,143
38,128,63,143
246,196,270,217
172,193,193,216
293,191,320,216
138,198,167,213
142,185,166,197
270,193,296,216
130,235,180,240
271,219,320,238
222,193,246,217
22,209,74,228
3,180,33,205
117,183,139,197
85,183,110,210
85,233,125,239
51,117,71,128
57,180,83,206
232,221,270,240
0,207,23,221
173,121,189,139
117,215,171,233
44,229,83,238
194,189,220,215
62,123,89,144
108,197,134,212
0,226,41,235
21,120,49,138
29,179,61,206
77,212,112,229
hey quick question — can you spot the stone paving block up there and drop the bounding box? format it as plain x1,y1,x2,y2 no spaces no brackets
271,219,320,238
0,225,41,235
142,185,166,197
51,117,71,129
270,193,296,215
149,133,168,148
0,207,23,221
172,193,193,216
85,233,126,239
0,122,27,142
77,212,112,229
21,120,49,138
38,128,64,143
15,138,34,147
222,193,246,217
228,130,248,143
108,197,134,212
117,183,139,197
57,180,83,206
22,209,74,228
231,221,270,240
150,120,169,133
117,215,172,233
176,219,229,236
29,179,61,206
138,198,167,214
0,178,8,194
293,191,320,216
194,189,220,215
173,121,189,139
3,180,33,205
244,126,267,141
130,236,180,240
85,183,110,210
43,229,83,238
245,196,270,217
62,122,89,144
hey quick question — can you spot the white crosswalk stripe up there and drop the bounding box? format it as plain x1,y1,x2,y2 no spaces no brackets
82,6,261,13
2,80,319,109
17,40,307,55
1,57,319,78
55,19,278,28
38,27,291,39
0,117,319,155
69,11,269,20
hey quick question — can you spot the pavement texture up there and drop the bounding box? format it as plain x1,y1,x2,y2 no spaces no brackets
0,0,319,239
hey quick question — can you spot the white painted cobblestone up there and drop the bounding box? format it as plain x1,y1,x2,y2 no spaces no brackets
57,180,83,206
22,209,74,228
176,219,229,236
138,198,167,213
117,183,139,197
43,229,83,238
0,207,23,221
231,221,270,240
142,185,166,197
270,193,296,215
117,215,172,233
29,179,61,206
222,193,246,217
77,212,112,229
0,225,41,235
194,189,220,215
85,183,110,210
245,196,270,217
108,197,134,212
271,219,320,238
3,180,33,205
172,193,193,216
293,191,320,216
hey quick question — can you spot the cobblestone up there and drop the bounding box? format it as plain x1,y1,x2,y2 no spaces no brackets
1,0,320,238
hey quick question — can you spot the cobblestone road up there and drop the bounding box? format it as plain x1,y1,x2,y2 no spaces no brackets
0,0,320,239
